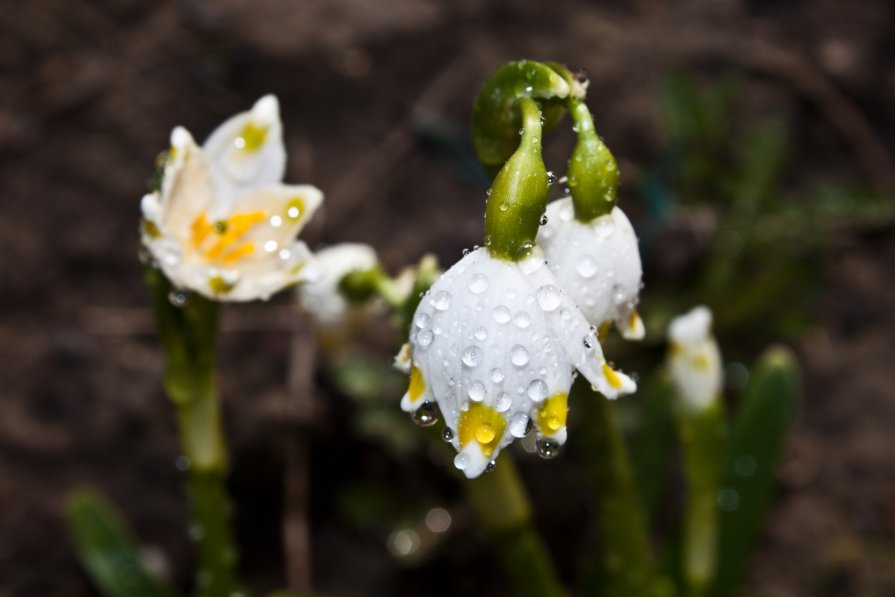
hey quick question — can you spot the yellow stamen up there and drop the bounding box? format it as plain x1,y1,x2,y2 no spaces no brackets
192,210,266,264
221,242,255,264
236,122,268,152
602,362,623,389
407,365,425,403
537,392,568,435
458,404,506,457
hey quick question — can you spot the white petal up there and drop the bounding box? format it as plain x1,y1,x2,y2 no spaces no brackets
202,95,287,212
158,127,215,243
538,199,643,339
668,306,722,410
297,243,378,324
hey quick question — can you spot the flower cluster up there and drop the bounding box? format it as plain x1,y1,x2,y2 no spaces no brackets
140,96,322,301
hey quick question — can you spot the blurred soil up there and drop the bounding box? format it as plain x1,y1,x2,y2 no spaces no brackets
1,0,894,595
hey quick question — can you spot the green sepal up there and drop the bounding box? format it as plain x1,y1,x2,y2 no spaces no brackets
472,60,572,174
711,347,800,597
67,489,182,597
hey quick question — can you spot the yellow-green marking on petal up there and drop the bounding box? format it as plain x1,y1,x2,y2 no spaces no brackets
537,392,568,434
235,122,268,152
458,403,506,457
285,197,305,222
208,275,235,295
602,362,623,389
407,365,425,404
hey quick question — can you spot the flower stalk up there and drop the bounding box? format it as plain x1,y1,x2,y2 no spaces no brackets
566,98,619,222
145,267,239,597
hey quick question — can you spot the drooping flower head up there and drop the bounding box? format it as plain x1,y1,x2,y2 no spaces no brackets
140,95,322,301
667,306,723,411
536,87,644,340
399,62,637,478
298,243,379,325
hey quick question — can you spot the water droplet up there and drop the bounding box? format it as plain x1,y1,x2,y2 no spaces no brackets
546,415,562,431
462,346,483,368
454,453,470,470
485,460,497,473
492,305,511,324
540,214,548,225
536,438,560,459
168,290,188,307
411,402,440,427
461,247,470,256
490,368,505,383
415,312,431,328
509,414,532,438
499,202,508,212
560,308,572,321
475,423,496,443
594,217,616,239
468,273,489,294
510,345,530,367
495,392,512,412
442,427,455,442
526,379,548,402
431,291,452,311
467,381,486,402
546,171,557,185
576,256,598,278
535,284,562,312
417,329,434,348
583,335,593,349
513,311,532,329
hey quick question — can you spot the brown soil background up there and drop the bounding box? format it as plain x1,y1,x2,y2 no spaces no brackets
1,1,894,596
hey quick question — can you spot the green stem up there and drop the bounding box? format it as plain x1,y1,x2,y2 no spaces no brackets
676,402,726,597
145,268,240,597
465,456,566,597
484,96,548,261
567,99,619,221
578,384,662,597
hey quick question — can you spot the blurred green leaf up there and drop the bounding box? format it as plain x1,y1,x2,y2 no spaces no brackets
631,372,677,524
711,347,800,597
67,489,181,597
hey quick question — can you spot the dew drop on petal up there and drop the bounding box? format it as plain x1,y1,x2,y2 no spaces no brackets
536,437,560,459
496,392,512,412
492,305,511,324
467,381,487,402
432,291,452,311
489,368,505,383
535,284,562,312
474,327,488,341
454,453,470,470
462,346,483,368
411,402,439,427
415,312,430,328
468,273,489,294
509,413,532,438
417,329,434,348
510,345,530,367
513,311,532,329
594,217,616,239
576,256,598,278
442,427,454,442
526,379,548,402
539,214,548,225
475,423,496,443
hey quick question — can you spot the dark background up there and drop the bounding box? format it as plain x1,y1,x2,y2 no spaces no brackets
2,1,894,595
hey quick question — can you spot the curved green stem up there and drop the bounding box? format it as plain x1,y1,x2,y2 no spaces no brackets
567,99,619,221
465,456,566,597
145,268,240,597
484,97,548,261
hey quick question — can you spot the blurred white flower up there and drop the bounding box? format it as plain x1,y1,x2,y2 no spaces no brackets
668,306,722,411
400,246,636,479
140,95,322,301
537,198,644,340
297,243,379,324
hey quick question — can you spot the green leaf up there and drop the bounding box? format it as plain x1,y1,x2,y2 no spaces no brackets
711,347,800,597
631,372,677,525
67,489,181,597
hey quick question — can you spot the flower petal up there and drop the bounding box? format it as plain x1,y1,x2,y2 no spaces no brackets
202,95,287,210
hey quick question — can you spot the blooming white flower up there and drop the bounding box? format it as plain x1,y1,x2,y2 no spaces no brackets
140,95,322,301
537,197,644,340
667,306,722,411
400,245,636,478
297,243,379,324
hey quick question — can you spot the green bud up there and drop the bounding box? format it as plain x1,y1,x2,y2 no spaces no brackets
337,267,382,303
484,97,548,261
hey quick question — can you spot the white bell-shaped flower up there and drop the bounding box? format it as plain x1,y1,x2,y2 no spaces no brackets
297,243,379,324
140,96,322,301
401,246,636,479
668,306,722,411
537,197,644,340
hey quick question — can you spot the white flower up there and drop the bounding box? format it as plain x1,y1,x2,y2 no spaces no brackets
400,246,636,479
668,306,722,411
537,198,644,340
297,243,379,324
140,95,322,301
